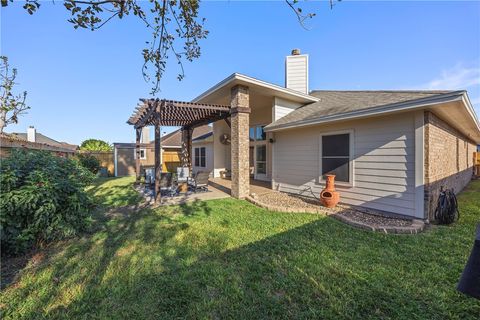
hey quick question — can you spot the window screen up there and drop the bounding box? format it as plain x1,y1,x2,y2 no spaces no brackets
200,147,206,167
321,133,350,182
195,147,206,167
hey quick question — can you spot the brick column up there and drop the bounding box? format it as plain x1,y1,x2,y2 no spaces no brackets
230,85,250,199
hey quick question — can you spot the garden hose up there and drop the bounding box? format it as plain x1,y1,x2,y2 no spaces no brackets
434,187,459,225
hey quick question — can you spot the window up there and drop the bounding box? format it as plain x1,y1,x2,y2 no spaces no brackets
320,132,352,183
256,145,267,174
249,125,266,141
194,147,206,167
133,148,146,160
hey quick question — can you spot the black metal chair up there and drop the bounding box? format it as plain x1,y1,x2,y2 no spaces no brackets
159,172,177,197
188,171,211,192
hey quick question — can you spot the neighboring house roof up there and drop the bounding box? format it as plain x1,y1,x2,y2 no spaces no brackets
192,131,213,142
114,125,212,148
113,142,153,148
0,133,76,153
155,125,212,147
10,132,78,151
265,90,480,142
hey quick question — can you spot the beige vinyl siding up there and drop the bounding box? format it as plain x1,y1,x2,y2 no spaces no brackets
285,55,308,94
273,97,302,121
273,113,417,217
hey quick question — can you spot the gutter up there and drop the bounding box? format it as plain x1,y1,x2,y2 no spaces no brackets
265,90,468,132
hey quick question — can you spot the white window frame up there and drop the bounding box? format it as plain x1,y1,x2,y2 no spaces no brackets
249,125,267,142
194,147,206,168
318,130,354,187
133,148,147,160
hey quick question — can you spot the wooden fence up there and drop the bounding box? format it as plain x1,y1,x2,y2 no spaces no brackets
80,151,115,176
162,151,181,172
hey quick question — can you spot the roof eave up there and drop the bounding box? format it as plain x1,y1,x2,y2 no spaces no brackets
265,90,480,143
192,73,319,104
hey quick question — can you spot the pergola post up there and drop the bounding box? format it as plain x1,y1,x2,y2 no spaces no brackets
230,85,250,199
154,123,161,204
135,127,142,183
181,127,193,172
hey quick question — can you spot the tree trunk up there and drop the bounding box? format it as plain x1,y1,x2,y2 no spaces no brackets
0,109,7,134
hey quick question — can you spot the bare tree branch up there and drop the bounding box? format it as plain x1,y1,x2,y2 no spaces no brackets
4,0,336,95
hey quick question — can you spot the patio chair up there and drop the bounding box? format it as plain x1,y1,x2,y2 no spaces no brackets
177,166,190,183
144,168,155,185
159,172,177,197
188,171,211,192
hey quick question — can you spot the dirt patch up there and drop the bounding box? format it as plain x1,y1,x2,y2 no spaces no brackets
1,250,45,289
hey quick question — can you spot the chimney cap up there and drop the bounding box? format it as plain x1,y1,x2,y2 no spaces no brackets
291,48,301,55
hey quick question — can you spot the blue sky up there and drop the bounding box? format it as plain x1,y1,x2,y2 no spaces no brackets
1,1,479,144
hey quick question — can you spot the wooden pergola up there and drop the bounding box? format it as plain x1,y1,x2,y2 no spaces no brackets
127,98,231,203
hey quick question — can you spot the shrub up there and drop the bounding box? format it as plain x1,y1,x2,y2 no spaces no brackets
77,153,101,174
0,149,95,255
80,139,112,151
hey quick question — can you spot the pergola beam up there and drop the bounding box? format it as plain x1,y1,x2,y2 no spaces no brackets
127,98,232,205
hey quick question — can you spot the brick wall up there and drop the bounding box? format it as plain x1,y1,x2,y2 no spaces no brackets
424,111,476,220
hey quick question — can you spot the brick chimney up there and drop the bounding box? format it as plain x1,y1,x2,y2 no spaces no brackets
285,49,309,94
27,126,36,142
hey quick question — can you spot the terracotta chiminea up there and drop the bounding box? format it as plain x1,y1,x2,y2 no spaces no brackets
320,174,340,208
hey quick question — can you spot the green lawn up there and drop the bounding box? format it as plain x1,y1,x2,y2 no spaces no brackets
1,177,479,319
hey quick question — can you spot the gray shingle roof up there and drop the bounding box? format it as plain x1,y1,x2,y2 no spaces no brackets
160,125,212,146
11,132,78,150
192,131,213,142
114,125,212,148
265,90,454,131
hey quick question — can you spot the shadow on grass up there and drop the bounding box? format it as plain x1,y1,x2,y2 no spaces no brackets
87,177,143,208
2,180,479,319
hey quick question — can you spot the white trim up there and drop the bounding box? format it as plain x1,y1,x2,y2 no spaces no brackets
134,148,147,160
318,130,354,187
254,144,268,181
271,132,276,189
192,73,319,104
249,124,269,181
114,146,118,177
414,111,425,219
265,91,467,132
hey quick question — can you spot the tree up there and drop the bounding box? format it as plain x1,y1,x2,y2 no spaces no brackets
80,138,112,151
2,0,337,95
3,0,208,95
0,56,29,134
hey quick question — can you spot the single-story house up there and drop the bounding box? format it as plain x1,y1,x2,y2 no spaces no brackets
113,125,212,176
128,49,480,221
1,126,78,158
10,126,78,151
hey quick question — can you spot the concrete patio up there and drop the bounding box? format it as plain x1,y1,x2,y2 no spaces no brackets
139,177,273,206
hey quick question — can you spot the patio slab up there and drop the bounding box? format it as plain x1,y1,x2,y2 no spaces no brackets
137,177,273,206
